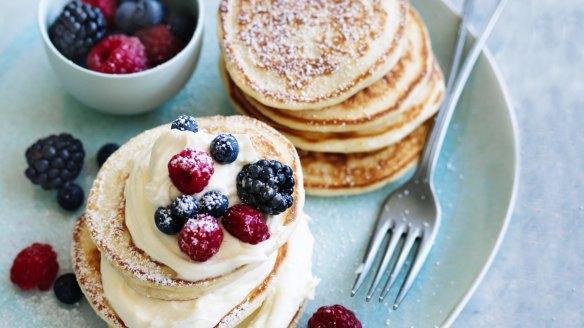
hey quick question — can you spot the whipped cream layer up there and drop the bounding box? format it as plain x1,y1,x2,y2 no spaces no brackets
102,218,318,328
125,129,294,281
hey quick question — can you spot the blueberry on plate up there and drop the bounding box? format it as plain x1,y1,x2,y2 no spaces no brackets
53,273,83,304
210,134,239,164
199,191,229,218
155,206,184,235
171,195,199,221
97,143,119,167
57,183,85,211
115,0,164,34
171,115,198,133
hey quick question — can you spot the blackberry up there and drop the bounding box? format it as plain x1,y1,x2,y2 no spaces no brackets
97,143,119,167
210,134,239,164
57,183,85,211
236,160,295,215
25,133,85,190
171,195,199,221
53,273,83,305
171,115,198,133
199,191,229,218
49,1,106,63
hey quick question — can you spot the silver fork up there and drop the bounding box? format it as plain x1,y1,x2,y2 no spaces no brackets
350,0,509,309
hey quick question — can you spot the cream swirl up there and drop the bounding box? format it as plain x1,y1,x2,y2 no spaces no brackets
125,129,293,281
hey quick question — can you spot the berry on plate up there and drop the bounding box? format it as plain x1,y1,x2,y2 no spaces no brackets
210,134,239,164
115,0,164,34
154,206,184,235
25,133,85,190
86,35,148,74
10,243,59,291
199,191,229,218
49,1,106,63
307,304,362,328
171,115,198,132
97,143,119,167
136,24,185,67
236,159,295,215
57,183,85,211
53,273,83,304
168,148,214,195
178,215,223,262
171,195,199,222
82,0,117,28
222,204,270,245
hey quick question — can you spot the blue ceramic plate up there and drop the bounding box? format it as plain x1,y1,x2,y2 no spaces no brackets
0,0,518,326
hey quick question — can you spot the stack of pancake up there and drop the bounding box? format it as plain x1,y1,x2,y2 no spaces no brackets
218,0,445,196
73,116,318,327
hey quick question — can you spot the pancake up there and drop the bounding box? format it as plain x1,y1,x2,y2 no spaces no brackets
299,121,431,196
219,0,409,110
84,116,305,301
72,215,302,328
225,59,443,153
248,8,436,133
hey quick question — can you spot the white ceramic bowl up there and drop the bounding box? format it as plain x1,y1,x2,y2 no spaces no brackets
38,0,204,115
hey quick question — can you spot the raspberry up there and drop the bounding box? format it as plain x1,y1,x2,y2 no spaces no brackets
136,24,185,66
178,215,223,262
168,148,214,195
222,204,270,245
10,243,59,291
308,305,362,328
86,35,148,74
83,0,117,28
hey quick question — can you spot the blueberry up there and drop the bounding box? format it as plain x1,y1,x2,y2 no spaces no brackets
57,183,84,211
97,143,120,167
171,195,199,221
53,273,83,305
199,191,229,218
168,13,196,41
171,115,198,133
115,0,164,34
155,206,184,235
210,134,239,164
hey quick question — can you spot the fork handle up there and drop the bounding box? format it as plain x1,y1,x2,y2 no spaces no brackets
415,0,509,180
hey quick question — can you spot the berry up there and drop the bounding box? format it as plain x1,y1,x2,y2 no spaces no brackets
25,133,85,190
97,143,119,167
171,115,198,132
168,148,214,195
171,195,199,221
10,243,59,291
86,35,148,74
49,1,106,63
53,273,83,304
222,204,270,245
57,183,85,211
178,215,223,262
307,305,362,328
199,191,229,218
236,160,295,215
136,24,185,66
115,0,164,34
154,206,184,235
167,13,196,41
82,0,117,28
210,134,239,164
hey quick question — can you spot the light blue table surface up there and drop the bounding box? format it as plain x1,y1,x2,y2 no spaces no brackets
1,0,583,327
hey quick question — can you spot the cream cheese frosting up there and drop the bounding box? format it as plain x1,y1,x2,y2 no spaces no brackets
102,218,317,328
125,129,294,281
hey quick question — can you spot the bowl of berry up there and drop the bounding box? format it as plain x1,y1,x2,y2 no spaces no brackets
38,0,204,115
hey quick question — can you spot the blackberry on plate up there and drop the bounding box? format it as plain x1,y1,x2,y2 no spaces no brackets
199,191,229,218
171,115,198,132
155,206,184,235
171,195,199,221
53,273,83,305
97,143,119,166
236,159,295,215
57,183,85,211
25,133,85,190
49,1,106,63
210,134,239,164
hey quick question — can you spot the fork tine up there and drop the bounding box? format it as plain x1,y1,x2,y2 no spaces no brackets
379,228,419,302
364,224,406,301
351,219,391,296
392,233,434,309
